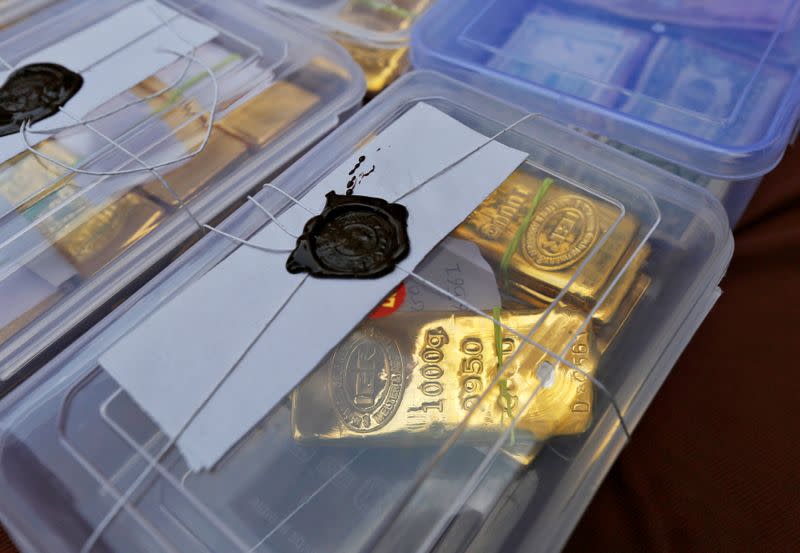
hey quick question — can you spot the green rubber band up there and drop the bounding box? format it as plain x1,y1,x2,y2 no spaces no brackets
499,177,554,291
493,306,517,445
493,306,504,367
493,178,554,445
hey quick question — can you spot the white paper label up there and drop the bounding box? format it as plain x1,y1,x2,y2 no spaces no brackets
403,238,501,313
100,103,528,470
0,0,218,166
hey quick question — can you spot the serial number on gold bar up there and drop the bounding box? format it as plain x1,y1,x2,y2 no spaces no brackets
292,308,598,447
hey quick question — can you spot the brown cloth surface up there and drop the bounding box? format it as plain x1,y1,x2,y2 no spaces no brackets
566,151,800,553
0,532,13,553
0,154,798,553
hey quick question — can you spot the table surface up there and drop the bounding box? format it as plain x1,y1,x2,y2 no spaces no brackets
1,151,798,553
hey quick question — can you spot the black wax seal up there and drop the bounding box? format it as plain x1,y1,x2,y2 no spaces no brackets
0,63,83,137
287,191,410,279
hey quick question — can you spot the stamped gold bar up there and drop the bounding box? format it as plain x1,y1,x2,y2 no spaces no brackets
453,170,643,324
291,307,598,447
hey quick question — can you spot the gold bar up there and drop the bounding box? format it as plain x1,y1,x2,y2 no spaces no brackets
47,191,165,277
502,268,651,466
337,39,409,95
215,80,321,147
130,80,248,204
0,142,167,278
453,170,642,324
145,128,247,204
291,307,598,447
139,74,324,147
137,75,324,203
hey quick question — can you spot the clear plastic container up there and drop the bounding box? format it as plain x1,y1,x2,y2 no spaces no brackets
411,0,800,225
0,0,365,396
0,71,732,553
253,0,436,94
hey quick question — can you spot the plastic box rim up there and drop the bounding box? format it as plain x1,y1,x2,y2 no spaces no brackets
410,1,800,182
0,69,735,553
256,0,421,48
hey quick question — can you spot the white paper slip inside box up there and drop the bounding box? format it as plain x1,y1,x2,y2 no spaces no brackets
0,0,218,165
100,102,528,471
401,238,501,313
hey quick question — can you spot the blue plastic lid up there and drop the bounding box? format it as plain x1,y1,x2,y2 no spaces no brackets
411,0,800,180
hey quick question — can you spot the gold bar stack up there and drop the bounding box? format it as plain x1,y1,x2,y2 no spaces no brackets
291,169,651,464
292,307,596,446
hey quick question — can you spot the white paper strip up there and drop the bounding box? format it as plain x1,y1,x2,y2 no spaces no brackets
100,103,528,470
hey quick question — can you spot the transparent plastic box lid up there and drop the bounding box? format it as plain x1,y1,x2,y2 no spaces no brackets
412,0,800,180
253,0,437,94
256,0,435,46
0,71,732,553
0,0,364,395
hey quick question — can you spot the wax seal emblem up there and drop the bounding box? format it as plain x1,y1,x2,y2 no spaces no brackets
286,191,410,278
0,63,83,137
